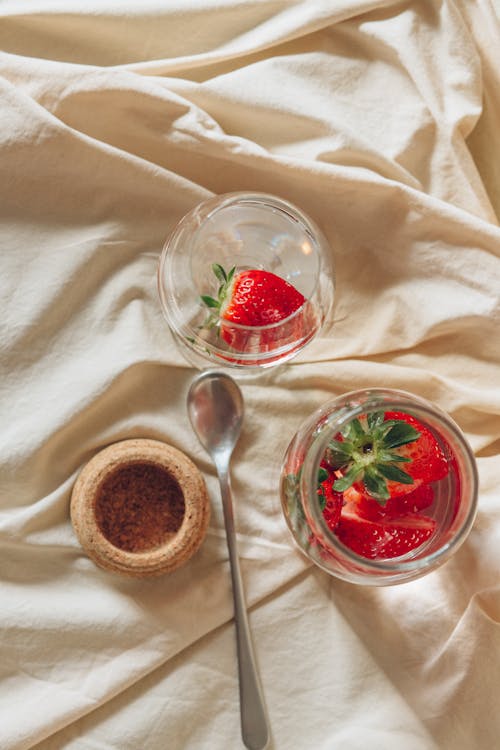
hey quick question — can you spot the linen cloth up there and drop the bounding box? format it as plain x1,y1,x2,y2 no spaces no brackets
1,1,500,748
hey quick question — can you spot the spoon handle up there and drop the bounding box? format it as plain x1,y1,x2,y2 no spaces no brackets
217,468,269,750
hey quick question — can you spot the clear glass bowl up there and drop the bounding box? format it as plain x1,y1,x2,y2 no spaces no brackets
279,388,478,586
157,192,335,372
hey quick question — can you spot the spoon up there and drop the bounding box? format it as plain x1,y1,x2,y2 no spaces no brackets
187,371,269,750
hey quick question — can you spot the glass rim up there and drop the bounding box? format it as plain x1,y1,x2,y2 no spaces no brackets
300,387,478,573
196,190,324,234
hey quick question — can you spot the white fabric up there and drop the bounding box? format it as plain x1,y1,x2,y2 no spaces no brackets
1,1,499,748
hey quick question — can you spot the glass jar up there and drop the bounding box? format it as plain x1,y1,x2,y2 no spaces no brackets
157,192,335,373
279,388,478,585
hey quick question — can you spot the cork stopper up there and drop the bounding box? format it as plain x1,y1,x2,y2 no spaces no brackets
70,439,210,578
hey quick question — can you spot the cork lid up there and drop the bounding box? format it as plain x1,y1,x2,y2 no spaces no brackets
70,439,210,578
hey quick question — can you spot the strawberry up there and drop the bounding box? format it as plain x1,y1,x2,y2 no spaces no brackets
335,511,437,559
201,264,310,355
325,410,449,504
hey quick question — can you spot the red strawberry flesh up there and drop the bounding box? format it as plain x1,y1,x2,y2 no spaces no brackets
384,482,435,516
343,483,435,520
335,512,437,559
221,269,305,326
319,476,343,531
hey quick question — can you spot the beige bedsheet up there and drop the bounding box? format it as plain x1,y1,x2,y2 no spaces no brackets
1,1,499,748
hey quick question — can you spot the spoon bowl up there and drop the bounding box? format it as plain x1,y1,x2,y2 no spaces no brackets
187,371,244,465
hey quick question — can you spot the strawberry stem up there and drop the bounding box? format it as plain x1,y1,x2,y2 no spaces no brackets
199,264,236,335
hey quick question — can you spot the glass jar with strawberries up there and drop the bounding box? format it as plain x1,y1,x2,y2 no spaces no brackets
280,388,478,585
157,192,334,372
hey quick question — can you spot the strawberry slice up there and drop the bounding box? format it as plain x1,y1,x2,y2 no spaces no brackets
342,484,384,521
335,511,437,559
201,264,311,355
384,482,435,516
342,481,435,519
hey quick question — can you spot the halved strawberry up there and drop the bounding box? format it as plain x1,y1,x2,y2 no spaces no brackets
342,482,434,519
201,264,311,354
335,511,437,559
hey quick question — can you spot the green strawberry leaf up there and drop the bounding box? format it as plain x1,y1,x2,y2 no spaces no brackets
201,265,237,317
363,467,390,501
367,411,385,429
212,263,227,283
377,450,411,463
317,467,330,511
376,464,414,484
345,418,365,441
382,422,420,449
200,295,220,308
326,454,352,471
325,439,353,469
317,467,329,484
372,420,399,441
333,464,362,492
329,438,355,454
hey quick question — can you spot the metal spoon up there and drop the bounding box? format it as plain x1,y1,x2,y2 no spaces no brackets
187,371,269,750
